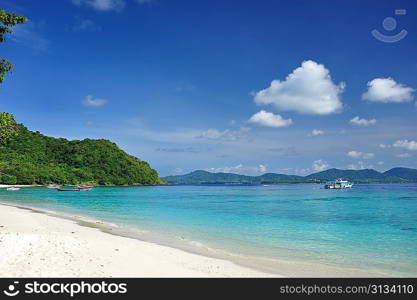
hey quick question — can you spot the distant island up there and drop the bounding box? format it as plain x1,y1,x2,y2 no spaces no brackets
163,168,417,184
0,112,163,185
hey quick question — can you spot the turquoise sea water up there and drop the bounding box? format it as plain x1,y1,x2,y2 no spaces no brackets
1,184,417,276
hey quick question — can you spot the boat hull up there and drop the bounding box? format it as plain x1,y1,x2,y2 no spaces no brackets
324,179,353,189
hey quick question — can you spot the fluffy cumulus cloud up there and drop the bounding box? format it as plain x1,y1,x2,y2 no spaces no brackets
254,60,345,115
248,110,293,128
397,153,411,158
347,151,374,159
312,159,329,172
311,129,324,136
349,116,376,126
72,0,125,12
82,95,108,107
362,78,415,103
393,140,417,151
197,127,250,141
205,164,267,175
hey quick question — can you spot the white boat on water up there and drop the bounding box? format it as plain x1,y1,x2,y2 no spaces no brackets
46,184,62,189
6,187,20,191
324,178,353,189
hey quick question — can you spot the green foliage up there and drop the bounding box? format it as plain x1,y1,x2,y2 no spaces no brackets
0,174,17,184
0,112,19,144
0,112,163,185
0,9,27,83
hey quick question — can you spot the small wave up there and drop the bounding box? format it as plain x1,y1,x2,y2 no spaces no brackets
398,196,417,201
401,227,417,232
189,240,205,248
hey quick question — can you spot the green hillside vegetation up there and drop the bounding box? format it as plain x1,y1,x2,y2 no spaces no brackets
163,167,417,184
0,113,163,185
303,168,396,182
163,170,305,184
383,167,417,181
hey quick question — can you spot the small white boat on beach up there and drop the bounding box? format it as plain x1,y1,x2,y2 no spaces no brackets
46,184,62,189
6,187,20,191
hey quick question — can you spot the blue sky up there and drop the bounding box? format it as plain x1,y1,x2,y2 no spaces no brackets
1,0,417,176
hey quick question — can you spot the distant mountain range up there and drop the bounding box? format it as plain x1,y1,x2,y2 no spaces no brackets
162,167,417,184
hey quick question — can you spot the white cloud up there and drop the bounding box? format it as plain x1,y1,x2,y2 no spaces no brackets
349,116,376,126
347,161,373,170
248,110,293,128
379,143,391,149
294,168,311,175
393,140,417,151
205,164,267,175
72,18,101,32
347,151,374,160
11,21,49,51
254,60,344,115
311,129,324,136
72,0,125,12
397,153,411,158
197,127,250,141
312,159,329,172
362,78,415,103
377,161,384,165
82,95,108,107
258,164,267,173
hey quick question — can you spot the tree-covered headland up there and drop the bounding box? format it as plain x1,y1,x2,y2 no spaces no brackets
0,113,163,185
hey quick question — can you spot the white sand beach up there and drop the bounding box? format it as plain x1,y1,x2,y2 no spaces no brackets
0,204,275,277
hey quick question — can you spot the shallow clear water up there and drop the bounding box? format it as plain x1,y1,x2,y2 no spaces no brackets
1,184,416,276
